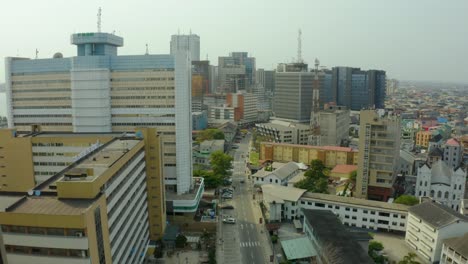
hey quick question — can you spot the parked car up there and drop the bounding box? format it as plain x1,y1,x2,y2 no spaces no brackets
223,218,236,224
220,205,234,209
222,193,233,199
240,179,245,183
232,145,239,149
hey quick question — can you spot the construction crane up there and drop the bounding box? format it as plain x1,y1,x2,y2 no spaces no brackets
308,58,321,146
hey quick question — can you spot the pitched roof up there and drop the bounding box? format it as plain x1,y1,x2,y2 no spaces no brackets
262,184,306,204
331,164,357,174
443,233,468,258
280,236,317,260
302,209,374,264
431,160,453,186
272,162,300,180
409,201,468,229
446,138,461,146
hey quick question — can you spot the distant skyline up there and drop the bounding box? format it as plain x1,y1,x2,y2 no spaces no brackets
1,0,468,84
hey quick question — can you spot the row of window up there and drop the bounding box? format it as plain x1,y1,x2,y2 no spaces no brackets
33,161,69,167
13,106,71,109
12,88,71,93
111,96,175,100
112,122,175,127
12,80,70,85
111,86,175,91
14,114,71,118
16,122,72,126
111,105,175,108
13,97,70,101
5,245,88,258
110,77,174,82
1,225,84,236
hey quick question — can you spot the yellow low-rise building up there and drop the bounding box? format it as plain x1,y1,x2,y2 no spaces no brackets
260,142,358,168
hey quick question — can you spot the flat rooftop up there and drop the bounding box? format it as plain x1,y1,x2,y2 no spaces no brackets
8,197,93,215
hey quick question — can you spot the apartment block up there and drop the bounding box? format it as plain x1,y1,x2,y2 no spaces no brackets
405,201,468,263
5,32,195,202
260,142,357,168
440,233,468,264
0,132,167,263
356,110,401,201
416,130,433,148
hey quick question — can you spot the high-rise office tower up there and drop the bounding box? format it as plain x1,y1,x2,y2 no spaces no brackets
218,52,256,93
356,110,401,201
320,67,386,111
273,63,313,123
170,33,200,61
191,60,210,112
5,32,201,212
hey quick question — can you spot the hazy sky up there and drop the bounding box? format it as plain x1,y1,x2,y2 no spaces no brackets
0,0,468,83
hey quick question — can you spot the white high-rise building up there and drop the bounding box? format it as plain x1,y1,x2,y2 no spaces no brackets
170,33,200,61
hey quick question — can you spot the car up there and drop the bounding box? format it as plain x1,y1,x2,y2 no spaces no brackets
240,179,245,183
220,205,234,209
222,218,236,224
222,188,233,193
222,193,233,199
232,145,239,149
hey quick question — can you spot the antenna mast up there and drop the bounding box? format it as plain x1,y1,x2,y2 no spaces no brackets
145,44,149,55
297,29,303,63
35,49,39,59
97,7,102,33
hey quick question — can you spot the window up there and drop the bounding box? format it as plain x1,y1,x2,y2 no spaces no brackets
392,222,397,226
352,208,357,212
345,215,350,219
431,190,435,197
335,205,340,209
328,205,333,209
370,211,375,215
445,192,449,199
315,203,325,208
400,223,405,227
437,191,442,198
370,219,375,223
363,218,368,221
308,202,312,205
345,207,350,211
301,201,305,205
363,210,368,214
352,216,357,220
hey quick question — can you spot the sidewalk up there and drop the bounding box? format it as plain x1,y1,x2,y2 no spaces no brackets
251,194,275,263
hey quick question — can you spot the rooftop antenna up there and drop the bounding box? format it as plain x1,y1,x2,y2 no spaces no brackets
145,43,149,55
97,7,102,33
297,29,303,63
35,49,38,59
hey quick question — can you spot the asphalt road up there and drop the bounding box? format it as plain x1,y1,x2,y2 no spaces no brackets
219,134,266,264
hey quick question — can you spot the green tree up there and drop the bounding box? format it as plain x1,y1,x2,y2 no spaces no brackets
294,159,328,193
369,241,384,252
398,253,420,264
350,170,357,182
210,151,233,177
368,241,386,264
394,195,419,206
175,234,187,248
197,129,225,142
194,170,223,188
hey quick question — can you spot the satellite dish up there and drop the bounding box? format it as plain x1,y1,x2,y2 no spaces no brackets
27,190,34,196
34,190,41,196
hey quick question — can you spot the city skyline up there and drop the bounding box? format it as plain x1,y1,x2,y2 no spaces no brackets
0,0,467,84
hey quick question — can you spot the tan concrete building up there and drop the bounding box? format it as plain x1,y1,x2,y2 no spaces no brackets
416,130,433,148
318,105,350,146
0,128,166,244
356,110,401,201
260,142,357,168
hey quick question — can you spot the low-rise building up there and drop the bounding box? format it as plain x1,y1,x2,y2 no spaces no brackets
193,140,225,169
253,162,300,186
260,142,357,168
415,160,466,211
302,209,374,264
405,201,468,263
440,233,468,264
261,184,409,232
416,130,433,148
330,164,357,180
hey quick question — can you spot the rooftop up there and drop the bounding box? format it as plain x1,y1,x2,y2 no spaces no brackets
331,164,357,174
262,184,306,204
7,197,93,215
261,142,354,152
301,192,409,212
409,201,468,229
443,233,468,257
280,236,317,260
0,195,23,212
302,209,374,264
446,138,461,146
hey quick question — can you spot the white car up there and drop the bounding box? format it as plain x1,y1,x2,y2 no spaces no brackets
223,218,236,224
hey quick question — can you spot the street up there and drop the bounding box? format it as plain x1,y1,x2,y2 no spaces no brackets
217,134,270,264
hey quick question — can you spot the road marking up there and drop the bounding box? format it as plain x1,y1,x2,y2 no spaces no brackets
240,241,260,247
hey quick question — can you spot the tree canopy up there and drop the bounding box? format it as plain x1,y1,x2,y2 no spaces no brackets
399,253,420,264
294,159,328,194
210,151,233,177
394,195,419,206
368,241,386,264
197,128,225,142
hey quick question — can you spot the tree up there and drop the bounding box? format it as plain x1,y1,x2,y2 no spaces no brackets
394,195,419,206
369,241,384,252
197,129,225,142
210,151,233,177
294,159,328,194
368,241,386,264
398,253,420,264
195,170,223,188
350,170,357,182
175,234,187,248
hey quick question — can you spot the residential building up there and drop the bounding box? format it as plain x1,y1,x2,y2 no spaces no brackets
302,209,374,264
253,161,300,186
443,138,464,169
319,105,350,146
255,120,311,145
5,32,194,199
405,201,468,263
416,130,434,148
193,140,224,169
218,52,255,92
261,184,409,232
226,91,258,124
415,160,466,211
170,33,200,61
0,135,168,263
440,233,468,264
273,63,314,123
260,142,358,168
356,110,401,201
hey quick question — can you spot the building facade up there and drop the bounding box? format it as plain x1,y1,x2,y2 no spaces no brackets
256,120,311,145
405,201,468,263
5,32,194,197
218,52,256,93
319,105,350,146
260,142,358,168
356,110,401,201
170,33,200,61
416,160,466,211
440,233,468,264
226,91,257,124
